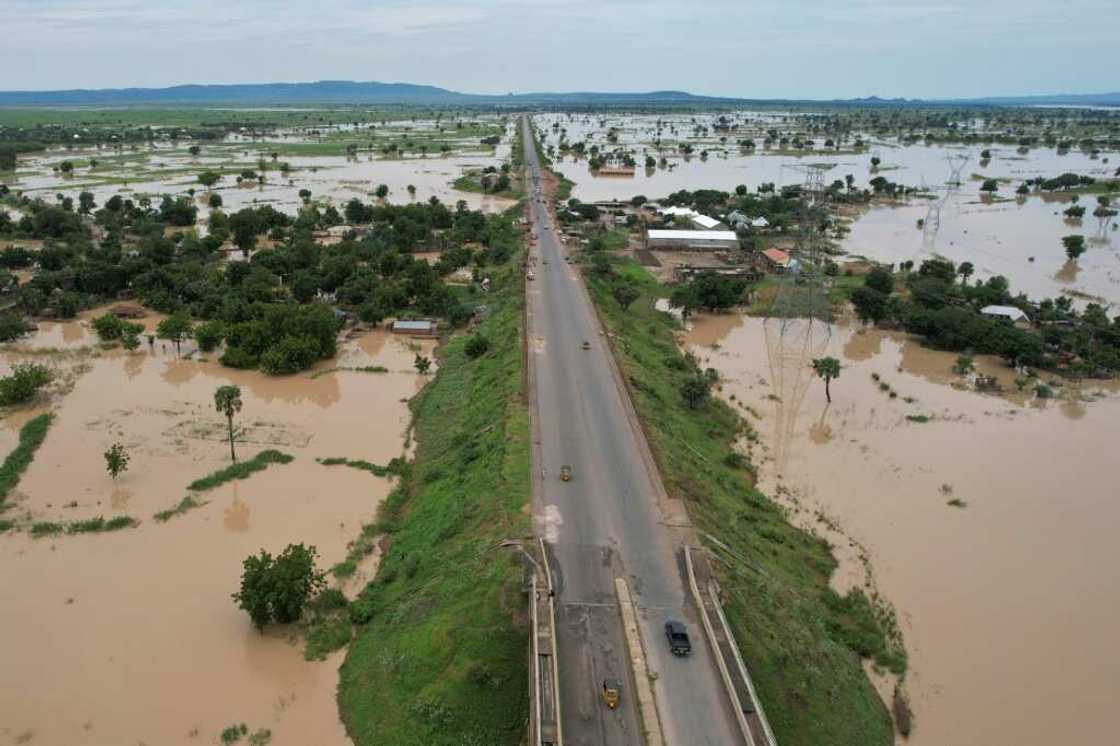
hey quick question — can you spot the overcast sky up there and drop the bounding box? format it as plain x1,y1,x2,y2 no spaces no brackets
3,0,1116,98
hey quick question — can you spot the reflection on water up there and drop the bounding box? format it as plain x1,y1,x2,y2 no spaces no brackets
686,312,1120,746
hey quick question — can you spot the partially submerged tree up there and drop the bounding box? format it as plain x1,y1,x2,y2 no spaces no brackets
812,356,841,403
1062,234,1086,261
214,384,243,462
157,312,192,355
104,442,130,480
233,543,325,631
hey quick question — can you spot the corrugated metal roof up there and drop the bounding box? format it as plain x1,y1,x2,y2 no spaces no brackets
980,305,1028,321
691,215,722,229
647,230,738,241
392,320,435,331
762,248,791,265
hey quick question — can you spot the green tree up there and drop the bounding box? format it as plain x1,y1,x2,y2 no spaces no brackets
78,191,96,215
1062,234,1086,261
188,145,201,157
194,320,225,352
850,287,889,324
208,193,223,209
374,184,389,199
957,262,975,284
812,356,841,403
232,544,325,631
414,354,431,374
870,156,881,169
198,171,221,189
864,267,894,295
680,373,712,409
0,363,51,406
104,442,129,480
612,282,641,310
157,313,192,355
122,331,141,352
214,385,243,462
980,179,999,195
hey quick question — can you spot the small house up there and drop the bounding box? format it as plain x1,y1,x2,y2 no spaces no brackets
980,305,1030,327
761,248,791,271
392,319,438,337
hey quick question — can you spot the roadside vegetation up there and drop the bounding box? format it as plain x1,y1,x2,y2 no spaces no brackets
338,233,529,746
586,256,899,745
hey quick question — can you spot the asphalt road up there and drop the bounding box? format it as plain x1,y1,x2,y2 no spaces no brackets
522,118,742,746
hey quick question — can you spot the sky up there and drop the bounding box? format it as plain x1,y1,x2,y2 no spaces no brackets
3,0,1117,99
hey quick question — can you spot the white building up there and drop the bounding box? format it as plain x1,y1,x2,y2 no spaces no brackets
980,305,1030,324
646,229,739,251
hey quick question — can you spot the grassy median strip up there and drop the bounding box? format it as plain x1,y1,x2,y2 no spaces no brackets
0,414,52,509
338,252,530,745
586,257,898,746
187,449,293,492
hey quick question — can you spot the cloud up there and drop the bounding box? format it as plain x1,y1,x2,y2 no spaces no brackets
2,0,1118,97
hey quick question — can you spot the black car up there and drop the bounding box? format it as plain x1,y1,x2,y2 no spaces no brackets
665,621,691,656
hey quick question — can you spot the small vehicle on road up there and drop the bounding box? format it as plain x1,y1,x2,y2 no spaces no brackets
601,678,622,709
581,340,591,350
527,271,535,281
665,621,692,656
559,464,572,482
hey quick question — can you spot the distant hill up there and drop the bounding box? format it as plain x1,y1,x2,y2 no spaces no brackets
0,80,740,107
0,79,1116,108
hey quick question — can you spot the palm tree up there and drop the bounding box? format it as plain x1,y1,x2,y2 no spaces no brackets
214,385,243,462
811,357,841,403
957,262,975,285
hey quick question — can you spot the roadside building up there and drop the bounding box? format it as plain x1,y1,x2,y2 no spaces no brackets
761,247,792,271
391,319,438,337
645,229,739,251
750,216,770,229
690,214,726,230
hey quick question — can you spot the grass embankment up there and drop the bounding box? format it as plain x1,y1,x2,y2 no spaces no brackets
338,255,530,745
0,414,52,510
586,258,899,745
186,449,293,492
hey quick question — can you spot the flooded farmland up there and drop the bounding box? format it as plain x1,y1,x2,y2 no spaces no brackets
534,111,1117,304
0,324,434,745
686,314,1120,746
5,115,517,222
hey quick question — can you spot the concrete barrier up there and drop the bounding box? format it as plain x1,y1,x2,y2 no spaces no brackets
614,577,664,746
685,546,756,746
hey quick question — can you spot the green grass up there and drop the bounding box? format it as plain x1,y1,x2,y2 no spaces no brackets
187,449,293,492
318,456,406,478
586,257,898,745
338,253,530,745
305,615,353,661
153,495,204,522
905,414,931,423
30,521,62,537
65,515,138,533
0,414,52,510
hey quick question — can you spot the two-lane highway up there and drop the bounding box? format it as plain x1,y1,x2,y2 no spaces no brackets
522,118,742,746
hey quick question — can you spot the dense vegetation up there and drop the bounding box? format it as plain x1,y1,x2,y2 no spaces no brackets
339,244,529,745
851,258,1120,375
0,185,521,374
0,414,52,509
587,256,899,745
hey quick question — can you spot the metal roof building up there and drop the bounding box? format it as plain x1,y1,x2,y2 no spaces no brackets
645,229,739,251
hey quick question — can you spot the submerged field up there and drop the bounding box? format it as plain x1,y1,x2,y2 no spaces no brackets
0,320,432,744
686,314,1120,745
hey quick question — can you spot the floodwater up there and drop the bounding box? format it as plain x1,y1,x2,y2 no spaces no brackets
5,118,516,222
685,314,1120,746
536,111,1116,303
533,112,1112,203
0,325,434,745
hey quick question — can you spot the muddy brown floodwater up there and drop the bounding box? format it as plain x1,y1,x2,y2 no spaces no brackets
0,325,434,746
685,313,1120,746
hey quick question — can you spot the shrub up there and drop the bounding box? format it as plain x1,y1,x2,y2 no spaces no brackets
0,363,51,406
464,334,490,359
